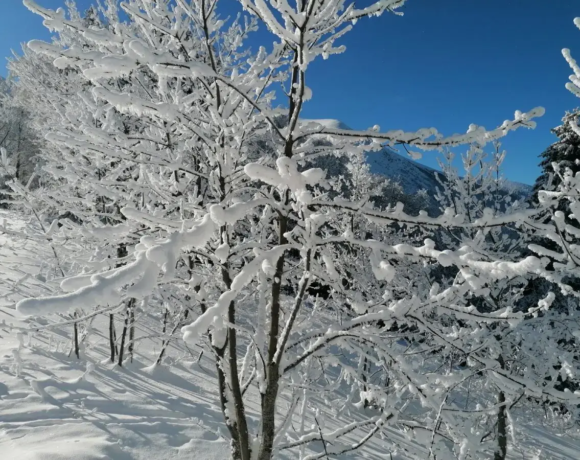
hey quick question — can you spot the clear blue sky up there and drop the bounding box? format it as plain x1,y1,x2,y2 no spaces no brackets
1,0,579,185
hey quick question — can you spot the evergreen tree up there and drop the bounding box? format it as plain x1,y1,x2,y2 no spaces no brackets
526,111,580,317
532,109,580,203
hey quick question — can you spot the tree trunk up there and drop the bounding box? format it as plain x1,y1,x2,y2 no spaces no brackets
15,112,22,182
218,234,251,460
257,212,288,460
157,309,186,365
118,309,128,367
362,357,369,408
494,389,508,460
226,298,251,460
73,318,80,359
118,299,134,367
128,306,135,363
211,157,252,460
162,305,169,335
495,355,508,460
215,343,245,459
111,243,128,363
109,313,116,363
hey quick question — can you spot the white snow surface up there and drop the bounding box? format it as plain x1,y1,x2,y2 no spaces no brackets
1,211,579,459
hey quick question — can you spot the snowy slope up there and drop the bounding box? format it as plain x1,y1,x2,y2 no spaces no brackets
1,210,580,459
366,147,445,196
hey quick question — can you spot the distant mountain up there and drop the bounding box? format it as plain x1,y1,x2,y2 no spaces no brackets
366,147,444,196
303,119,532,213
367,147,532,209
300,119,352,131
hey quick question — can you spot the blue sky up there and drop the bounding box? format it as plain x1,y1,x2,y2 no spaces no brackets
1,0,579,185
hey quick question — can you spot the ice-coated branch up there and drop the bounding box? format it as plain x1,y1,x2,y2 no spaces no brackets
296,107,545,150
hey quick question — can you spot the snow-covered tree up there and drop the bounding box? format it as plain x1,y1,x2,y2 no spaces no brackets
532,110,580,205
0,77,41,187
432,143,580,460
12,1,559,459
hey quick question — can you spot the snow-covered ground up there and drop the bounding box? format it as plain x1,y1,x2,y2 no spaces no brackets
1,210,579,459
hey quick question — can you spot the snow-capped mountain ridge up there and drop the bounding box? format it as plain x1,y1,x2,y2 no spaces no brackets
304,118,532,200
367,147,532,197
